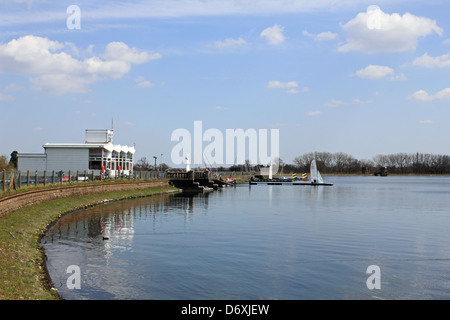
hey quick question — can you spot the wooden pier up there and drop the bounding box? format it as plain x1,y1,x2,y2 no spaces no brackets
167,171,234,192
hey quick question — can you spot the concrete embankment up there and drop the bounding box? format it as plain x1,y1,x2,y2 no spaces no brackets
0,180,178,300
0,180,168,218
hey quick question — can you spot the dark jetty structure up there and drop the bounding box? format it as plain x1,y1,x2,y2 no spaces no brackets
167,170,234,192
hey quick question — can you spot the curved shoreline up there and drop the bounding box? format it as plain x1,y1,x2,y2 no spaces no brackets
0,181,180,300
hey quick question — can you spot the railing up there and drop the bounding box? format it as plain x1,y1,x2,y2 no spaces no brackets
166,171,194,181
166,170,211,181
0,169,166,193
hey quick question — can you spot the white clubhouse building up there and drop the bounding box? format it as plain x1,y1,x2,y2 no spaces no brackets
18,129,135,177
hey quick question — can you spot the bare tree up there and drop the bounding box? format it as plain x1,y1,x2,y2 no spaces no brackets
293,152,315,172
134,157,153,171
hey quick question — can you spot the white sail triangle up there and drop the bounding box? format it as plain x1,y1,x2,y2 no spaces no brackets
317,170,324,184
310,159,318,183
310,159,329,184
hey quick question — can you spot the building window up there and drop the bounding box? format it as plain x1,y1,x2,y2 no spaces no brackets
89,148,103,170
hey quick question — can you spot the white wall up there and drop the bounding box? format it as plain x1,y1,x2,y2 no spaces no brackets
17,153,47,172
45,148,89,172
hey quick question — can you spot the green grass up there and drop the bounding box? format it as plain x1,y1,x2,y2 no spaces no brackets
0,184,179,300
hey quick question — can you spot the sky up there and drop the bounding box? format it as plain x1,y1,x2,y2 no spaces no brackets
0,0,449,167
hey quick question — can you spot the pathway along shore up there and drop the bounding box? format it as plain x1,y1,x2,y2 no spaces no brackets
0,180,179,300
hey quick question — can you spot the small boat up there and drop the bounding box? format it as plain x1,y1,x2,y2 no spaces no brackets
309,160,333,186
292,172,309,181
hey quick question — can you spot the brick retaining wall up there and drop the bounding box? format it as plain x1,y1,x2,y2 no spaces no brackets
0,180,169,218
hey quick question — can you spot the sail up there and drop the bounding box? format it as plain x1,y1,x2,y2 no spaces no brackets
185,154,191,172
310,159,318,183
317,170,324,183
269,161,273,180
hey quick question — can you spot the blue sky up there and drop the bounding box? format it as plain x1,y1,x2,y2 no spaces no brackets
1,0,449,167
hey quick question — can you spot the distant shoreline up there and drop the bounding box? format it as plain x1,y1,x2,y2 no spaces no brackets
259,173,450,177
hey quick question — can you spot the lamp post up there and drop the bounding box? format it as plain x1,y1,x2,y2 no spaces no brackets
153,156,157,171
160,153,163,170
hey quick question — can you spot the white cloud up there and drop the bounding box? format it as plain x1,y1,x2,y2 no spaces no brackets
353,65,394,79
215,105,228,111
324,98,372,107
135,77,155,88
412,53,450,68
0,35,160,95
260,24,286,45
84,56,130,79
352,98,372,104
315,31,340,41
324,99,348,107
210,37,247,49
390,73,408,81
303,30,339,41
103,42,161,63
266,81,308,94
266,80,298,89
409,87,450,101
419,120,433,124
338,7,443,53
306,110,322,116
288,87,309,94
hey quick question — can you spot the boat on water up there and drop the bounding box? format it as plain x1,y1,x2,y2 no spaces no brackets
291,160,333,186
308,159,333,186
293,172,309,181
249,160,332,186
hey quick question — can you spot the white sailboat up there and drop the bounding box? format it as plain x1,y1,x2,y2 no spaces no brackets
310,159,333,186
185,154,191,172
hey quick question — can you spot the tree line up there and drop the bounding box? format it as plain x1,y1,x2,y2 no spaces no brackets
203,152,450,175
293,152,450,175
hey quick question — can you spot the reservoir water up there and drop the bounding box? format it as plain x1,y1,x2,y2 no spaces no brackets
41,176,450,300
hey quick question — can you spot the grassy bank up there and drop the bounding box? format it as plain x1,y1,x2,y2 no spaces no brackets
0,184,179,300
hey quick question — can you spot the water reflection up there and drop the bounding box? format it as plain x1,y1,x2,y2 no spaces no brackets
45,192,211,247
42,192,215,299
42,178,450,300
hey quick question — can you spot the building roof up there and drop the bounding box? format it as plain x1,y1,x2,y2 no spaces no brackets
43,143,136,154
17,153,47,158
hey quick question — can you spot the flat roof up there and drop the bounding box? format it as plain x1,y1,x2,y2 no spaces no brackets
44,143,106,148
43,143,135,154
17,153,47,158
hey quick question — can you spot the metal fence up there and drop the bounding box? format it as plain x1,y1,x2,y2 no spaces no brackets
0,169,166,193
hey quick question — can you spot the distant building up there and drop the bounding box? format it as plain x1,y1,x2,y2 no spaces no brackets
18,129,135,177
